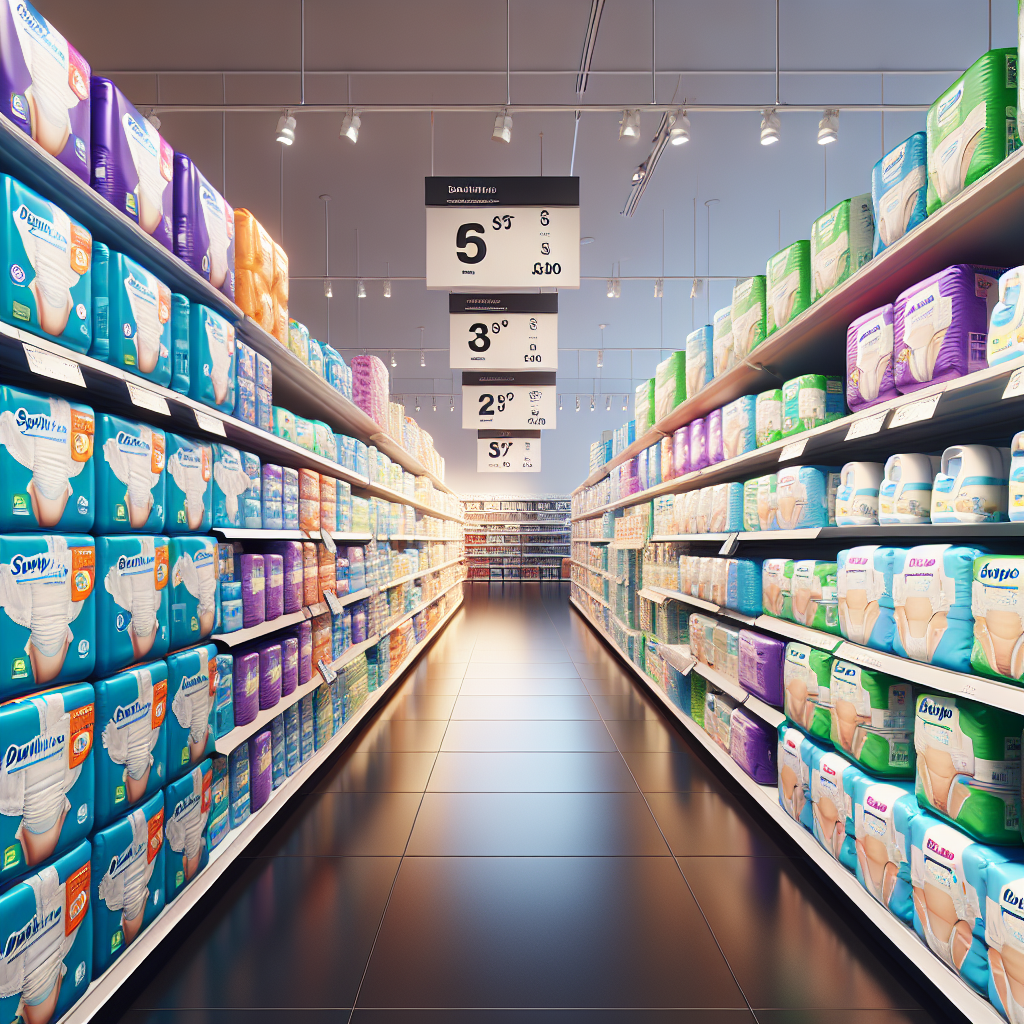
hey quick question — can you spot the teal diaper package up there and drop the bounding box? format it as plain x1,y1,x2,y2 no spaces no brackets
809,745,860,870
208,754,229,850
95,414,165,533
188,303,235,414
165,433,212,534
168,535,217,651
766,239,811,332
211,443,251,529
778,724,815,830
166,644,216,782
164,759,212,902
781,374,846,437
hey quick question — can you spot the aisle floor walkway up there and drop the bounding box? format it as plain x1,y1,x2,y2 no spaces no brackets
122,585,951,1024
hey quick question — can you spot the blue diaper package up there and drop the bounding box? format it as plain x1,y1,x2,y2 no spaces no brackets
164,759,212,903
214,653,233,738
188,303,235,414
91,790,164,973
837,546,898,653
299,691,315,762
234,375,255,425
208,754,229,849
809,746,860,872
852,776,918,922
270,713,285,789
725,558,763,617
228,743,249,828
93,661,167,829
984,860,1024,1018
171,292,190,393
168,535,217,651
721,395,757,460
872,132,928,255
211,443,251,529
241,451,261,530
777,724,815,831
164,433,212,534
773,465,840,531
284,703,300,776
165,643,216,781
95,414,165,533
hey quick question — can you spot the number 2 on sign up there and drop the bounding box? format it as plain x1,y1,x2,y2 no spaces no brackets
478,392,513,416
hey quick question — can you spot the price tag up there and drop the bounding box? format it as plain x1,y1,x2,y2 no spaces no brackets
845,410,887,440
324,589,342,615
1003,366,1024,399
477,430,541,472
125,379,171,416
778,438,807,462
718,532,739,556
451,294,558,369
321,531,337,555
836,642,885,671
194,409,227,436
462,371,556,429
888,393,941,429
23,343,85,387
317,658,337,684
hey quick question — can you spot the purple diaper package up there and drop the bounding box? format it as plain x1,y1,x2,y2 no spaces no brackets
689,418,708,472
672,426,690,477
728,706,778,784
265,553,284,621
248,729,272,812
258,641,282,710
893,264,1001,394
91,77,173,248
262,464,283,530
241,553,265,628
737,630,785,705
233,650,259,726
0,3,90,181
707,408,724,465
173,152,235,301
297,620,312,684
281,635,298,697
846,304,897,411
268,541,303,613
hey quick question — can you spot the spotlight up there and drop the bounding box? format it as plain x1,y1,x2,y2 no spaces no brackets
275,113,296,145
654,278,663,298
690,278,703,298
669,111,690,145
147,111,161,132
356,280,366,298
606,278,620,299
323,280,333,298
432,397,437,412
492,109,512,144
420,351,426,367
631,164,646,184
606,395,611,411
760,108,780,146
619,109,640,140
390,351,397,368
597,350,603,368
415,398,420,412
558,395,563,411
576,396,580,412
590,396,595,412
450,397,455,412
622,396,627,411
817,109,838,145
341,110,360,143
383,279,392,298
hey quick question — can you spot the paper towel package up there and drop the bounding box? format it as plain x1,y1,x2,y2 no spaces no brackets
778,724,815,829
685,325,713,397
989,264,1024,368
784,641,833,745
706,408,723,465
173,153,234,300
730,276,766,362
932,443,1010,524
738,630,785,705
0,533,95,693
164,433,212,534
228,743,249,828
730,707,777,784
164,760,212,902
0,839,92,1023
835,462,885,526
91,790,164,973
773,465,839,531
893,264,1000,392
0,174,92,349
846,305,897,410
248,729,271,812
168,535,216,650
721,395,756,460
837,545,898,651
94,535,168,677
165,644,216,780
654,350,686,422
712,305,734,377
983,860,1024,1017
188,303,236,414
95,414,165,534
766,240,811,333
809,746,859,869
971,554,1024,682
788,560,840,633
872,132,928,254
811,194,874,302
755,389,782,447
0,386,94,532
211,443,250,529
781,375,845,436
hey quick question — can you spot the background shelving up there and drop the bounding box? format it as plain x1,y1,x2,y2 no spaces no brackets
464,497,571,581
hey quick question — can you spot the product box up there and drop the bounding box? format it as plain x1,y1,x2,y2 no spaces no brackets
164,759,212,902
766,240,810,333
165,643,216,781
168,535,217,650
811,194,874,302
165,433,212,533
730,275,766,361
94,413,165,533
188,303,236,414
173,152,235,300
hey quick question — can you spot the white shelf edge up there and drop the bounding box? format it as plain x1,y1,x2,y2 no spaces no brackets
691,660,786,729
211,608,308,648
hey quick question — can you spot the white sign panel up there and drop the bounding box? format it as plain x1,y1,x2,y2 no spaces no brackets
477,430,541,473
450,293,558,369
425,177,579,289
462,371,557,430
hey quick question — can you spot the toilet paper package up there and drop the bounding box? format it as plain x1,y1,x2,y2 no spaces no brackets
173,153,234,300
208,754,228,849
730,276,766,363
742,478,760,532
926,48,1021,214
721,395,756,460
91,78,173,247
852,776,918,921
165,643,216,781
249,729,272,812
706,408,723,465
257,641,281,711
654,350,686,422
781,375,845,437
95,415,165,534
730,707,777,784
847,305,897,410
232,650,258,727
188,303,236,414
0,386,94,532
738,630,785,705
0,533,95,693
756,474,778,531
688,418,707,472
915,692,1023,845
971,554,1024,682
835,462,885,526
766,240,811,333
773,465,840,531
0,839,92,1023
892,544,984,672
708,482,743,533
761,558,791,618
788,560,840,633
830,660,914,778
893,264,1000,392
811,194,874,302
94,535,168,677
784,641,833,745
837,546,898,652
211,443,250,529
91,790,164,973
0,174,92,349
0,681,94,884
164,760,212,902
685,325,713,396
168,535,216,651
778,724,815,829
879,453,942,525
932,443,1010,523
988,265,1024,368
755,389,782,447
712,305,735,376
228,743,249,828
164,433,212,534
872,132,928,254
983,860,1024,1017
809,746,859,869
214,653,232,738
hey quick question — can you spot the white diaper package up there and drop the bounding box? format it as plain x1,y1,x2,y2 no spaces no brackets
755,474,778,530
837,546,898,651
712,305,734,377
741,478,760,532
95,414,165,534
778,723,815,830
704,689,737,752
835,462,885,526
165,433,212,534
783,641,833,745
932,444,1010,523
847,305,897,410
755,389,783,448
773,465,840,531
971,554,1024,684
685,325,713,397
721,395,757,460
211,443,251,529
188,304,235,415
809,745,860,869
811,194,874,302
879,454,941,525
689,613,717,669
712,623,741,682
708,483,743,533
1011,432,1024,522
988,265,1024,368
761,558,791,618
164,759,212,902
695,487,714,535
984,860,1024,1020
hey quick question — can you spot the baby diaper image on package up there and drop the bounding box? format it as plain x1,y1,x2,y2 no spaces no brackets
755,389,782,448
914,692,1022,845
932,443,1010,523
879,453,942,525
91,790,164,972
783,641,833,745
846,305,897,410
773,465,840,531
852,776,918,922
892,544,984,672
166,644,216,781
685,325,713,397
761,558,791,618
766,240,810,333
95,414,165,533
654,350,686,422
811,194,874,302
0,681,94,883
164,760,212,902
168,535,216,650
173,153,234,300
755,474,778,531
722,395,756,460
837,545,898,651
188,303,235,414
788,560,840,633
809,746,859,869
0,839,92,1024
778,724,814,830
781,374,845,437
971,554,1024,683
729,276,766,362
93,661,166,829
712,305,734,377
830,659,914,778
211,443,251,529
872,132,928,254
164,433,212,534
0,533,94,692
989,265,1024,368
707,482,743,534
706,409,723,465
984,860,1024,1021
835,462,885,526
0,387,93,532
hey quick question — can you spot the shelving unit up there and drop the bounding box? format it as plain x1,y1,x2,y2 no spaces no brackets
464,497,571,581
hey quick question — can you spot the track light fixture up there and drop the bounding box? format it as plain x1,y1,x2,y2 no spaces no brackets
631,164,647,184
356,279,366,298
690,278,703,298
450,397,455,412
619,108,641,140
420,350,426,367
669,111,690,145
597,349,603,368
275,112,296,146
390,351,397,368
492,109,512,143
558,395,563,411
590,396,595,412
432,397,437,412
817,109,839,145
415,398,420,412
383,279,392,298
606,278,620,299
622,396,627,411
575,396,580,412
323,280,332,298
654,278,664,298
605,395,611,411
760,108,780,146
341,110,360,143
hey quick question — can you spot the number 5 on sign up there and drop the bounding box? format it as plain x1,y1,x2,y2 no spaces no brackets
477,430,541,472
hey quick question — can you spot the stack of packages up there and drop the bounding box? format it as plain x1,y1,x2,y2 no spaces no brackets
234,339,273,432
352,355,391,432
235,209,289,343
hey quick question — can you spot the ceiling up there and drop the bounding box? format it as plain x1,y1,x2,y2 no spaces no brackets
37,0,1018,493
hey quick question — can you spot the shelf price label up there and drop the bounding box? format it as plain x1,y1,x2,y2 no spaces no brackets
888,392,941,429
845,410,888,440
125,379,171,416
476,430,541,473
23,343,85,387
450,293,558,369
425,177,579,290
778,438,807,462
194,409,227,437
462,371,556,430
1003,366,1024,399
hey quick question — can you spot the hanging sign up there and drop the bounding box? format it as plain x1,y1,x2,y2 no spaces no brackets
477,430,541,472
450,293,558,369
461,371,557,430
425,177,580,289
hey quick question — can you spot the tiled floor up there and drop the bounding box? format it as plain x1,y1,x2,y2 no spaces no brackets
119,584,961,1024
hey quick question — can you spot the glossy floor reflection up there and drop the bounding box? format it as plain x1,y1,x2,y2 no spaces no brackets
119,583,958,1024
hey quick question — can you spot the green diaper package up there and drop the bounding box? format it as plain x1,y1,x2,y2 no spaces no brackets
654,350,686,422
766,240,811,333
761,558,792,618
729,276,766,363
756,473,779,530
756,389,783,447
784,642,834,745
811,195,874,302
712,305,734,377
635,378,656,434
742,478,761,532
787,560,840,633
781,374,846,437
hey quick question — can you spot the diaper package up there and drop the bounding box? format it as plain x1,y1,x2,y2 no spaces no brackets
712,305,734,376
789,560,840,633
0,533,95,693
755,389,782,447
91,790,164,973
756,474,778,530
932,444,1010,523
741,478,760,531
173,153,234,300
892,544,984,672
729,707,777,784
0,840,92,1023
926,47,1020,214
634,378,655,435
188,303,236,414
166,645,216,782
915,692,1022,845
654,350,686,422
208,754,228,849
989,265,1024,368
165,433,212,534
93,661,166,829
773,465,840,531
835,462,884,526
778,724,815,829
846,305,897,410
0,1,90,180
707,482,743,533
972,554,1024,682
228,742,249,828
688,418,707,471
168,535,216,651
830,660,914,778
0,174,91,348
0,386,94,532
211,443,251,529
721,395,756,460
837,546,898,651
738,630,785,705
811,194,874,302
723,559,763,617
781,374,845,437
706,408,723,465
704,689,737,752
784,642,833,744
879,453,942,525
893,264,1001,392
94,535,168,677
984,860,1024,1019
685,325,713,397
872,132,928,254
164,759,212,902
852,776,918,921
766,240,810,333
809,746,859,869
1012,432,1024,522
95,415,165,534
729,276,766,363
761,558,791,618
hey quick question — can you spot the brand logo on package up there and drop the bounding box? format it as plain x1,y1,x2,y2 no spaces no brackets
13,3,65,67
122,113,158,158
937,83,965,127
124,270,158,307
865,793,890,813
116,552,155,576
979,563,1020,582
12,407,67,442
179,669,208,695
926,835,956,861
918,697,954,722
116,430,151,456
2,901,62,963
111,698,151,729
881,142,908,183
9,552,67,583
3,730,66,774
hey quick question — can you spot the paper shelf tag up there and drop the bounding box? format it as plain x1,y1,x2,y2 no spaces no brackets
889,393,940,429
845,411,887,440
779,439,807,462
23,343,84,387
194,409,227,436
126,379,171,416
1003,366,1024,400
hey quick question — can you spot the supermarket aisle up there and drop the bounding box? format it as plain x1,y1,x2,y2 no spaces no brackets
121,584,952,1024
